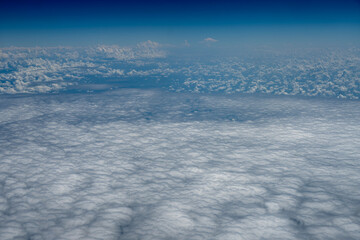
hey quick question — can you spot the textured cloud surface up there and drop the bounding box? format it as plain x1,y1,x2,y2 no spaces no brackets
1,45,359,99
0,89,359,239
0,41,165,94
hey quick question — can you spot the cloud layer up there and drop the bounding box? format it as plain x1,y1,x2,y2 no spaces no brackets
1,45,359,99
0,41,165,94
0,89,359,239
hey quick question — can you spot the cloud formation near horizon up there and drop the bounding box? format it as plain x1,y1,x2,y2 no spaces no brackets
201,37,218,45
0,41,165,94
203,37,218,43
0,44,359,99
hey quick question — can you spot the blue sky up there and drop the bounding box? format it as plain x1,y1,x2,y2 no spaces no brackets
0,0,359,46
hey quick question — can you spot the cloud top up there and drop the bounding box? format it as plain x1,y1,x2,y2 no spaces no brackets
0,89,359,239
0,45,359,100
203,37,218,43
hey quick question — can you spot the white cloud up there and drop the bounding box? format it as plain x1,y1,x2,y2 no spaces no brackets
203,37,218,43
0,89,359,239
0,42,166,94
0,45,359,99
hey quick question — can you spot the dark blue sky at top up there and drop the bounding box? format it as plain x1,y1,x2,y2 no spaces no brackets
0,0,359,47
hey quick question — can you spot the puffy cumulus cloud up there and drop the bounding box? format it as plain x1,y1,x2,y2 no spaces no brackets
0,89,360,239
0,45,359,100
136,40,164,56
0,42,166,94
89,40,165,60
177,47,360,99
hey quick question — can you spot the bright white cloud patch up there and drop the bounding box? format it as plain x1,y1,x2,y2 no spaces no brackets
203,37,218,42
0,89,359,239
